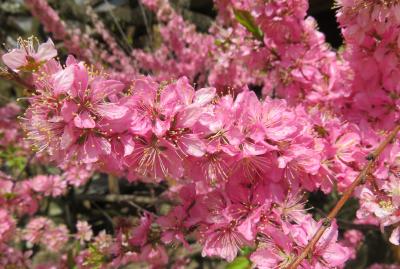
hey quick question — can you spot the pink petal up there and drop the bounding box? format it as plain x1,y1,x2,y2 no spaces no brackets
176,105,203,128
60,124,76,150
72,63,89,97
250,248,280,269
154,119,170,137
82,134,111,163
74,111,95,129
96,103,128,120
91,80,125,101
34,38,57,62
2,49,27,70
121,135,135,157
66,55,78,66
242,141,268,156
390,227,400,245
174,76,195,104
179,134,206,157
61,101,78,122
52,66,74,95
322,243,351,266
194,87,216,105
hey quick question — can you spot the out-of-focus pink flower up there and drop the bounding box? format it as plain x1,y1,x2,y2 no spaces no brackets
29,175,66,197
129,213,152,247
157,206,190,248
23,217,53,245
389,226,400,245
343,229,364,260
0,209,15,243
76,221,93,244
140,244,168,266
43,225,69,251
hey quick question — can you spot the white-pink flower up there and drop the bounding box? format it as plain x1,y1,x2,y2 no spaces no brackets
2,38,57,71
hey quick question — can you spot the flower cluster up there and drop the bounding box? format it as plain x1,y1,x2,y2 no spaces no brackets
0,171,66,267
2,37,368,267
15,43,366,194
134,0,214,85
0,0,399,268
337,0,400,130
0,102,23,147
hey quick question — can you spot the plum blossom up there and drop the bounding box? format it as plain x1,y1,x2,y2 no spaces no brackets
76,221,93,244
1,0,400,267
2,37,57,71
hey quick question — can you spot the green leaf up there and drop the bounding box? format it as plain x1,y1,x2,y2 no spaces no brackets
240,246,254,256
82,244,105,269
234,9,264,41
226,256,251,269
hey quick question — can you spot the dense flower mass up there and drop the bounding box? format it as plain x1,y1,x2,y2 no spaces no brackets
0,0,400,268
336,0,400,130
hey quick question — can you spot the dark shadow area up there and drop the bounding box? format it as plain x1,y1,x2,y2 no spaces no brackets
309,0,343,48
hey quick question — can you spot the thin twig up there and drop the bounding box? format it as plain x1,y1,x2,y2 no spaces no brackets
75,194,157,204
93,201,114,232
0,68,35,91
287,124,400,269
313,208,378,231
103,0,134,51
0,93,12,102
126,201,157,217
138,0,153,46
16,153,35,180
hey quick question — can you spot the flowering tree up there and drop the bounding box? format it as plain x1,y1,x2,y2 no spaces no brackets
0,0,400,268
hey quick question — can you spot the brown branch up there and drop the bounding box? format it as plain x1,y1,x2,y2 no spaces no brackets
75,194,158,204
287,124,400,269
126,201,157,217
0,68,35,92
107,174,120,194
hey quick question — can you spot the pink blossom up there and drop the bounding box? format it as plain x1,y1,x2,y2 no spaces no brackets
201,218,252,262
0,209,15,243
129,213,152,247
125,135,183,181
23,217,53,245
250,227,295,269
343,229,364,259
291,217,351,268
76,221,93,244
2,38,57,71
140,244,168,266
389,226,400,245
2,0,400,267
42,224,69,251
157,206,190,248
29,175,66,197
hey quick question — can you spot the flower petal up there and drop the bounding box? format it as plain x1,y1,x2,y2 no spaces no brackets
96,103,128,120
2,49,27,70
194,87,216,105
74,111,95,129
52,66,74,95
35,38,57,62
